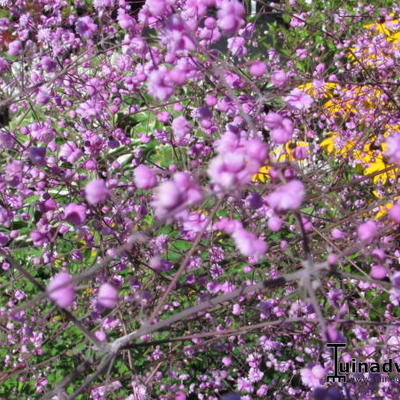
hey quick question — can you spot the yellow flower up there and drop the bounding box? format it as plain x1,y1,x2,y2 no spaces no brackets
252,165,270,183
364,15,399,37
252,141,310,183
297,81,337,99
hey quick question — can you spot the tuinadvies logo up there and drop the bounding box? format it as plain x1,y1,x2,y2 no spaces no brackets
326,343,400,383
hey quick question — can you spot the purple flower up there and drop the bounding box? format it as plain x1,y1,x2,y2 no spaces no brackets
227,36,247,57
370,265,386,280
331,228,344,239
64,204,87,226
93,0,114,8
357,220,377,243
97,283,118,308
0,56,9,72
85,179,109,205
76,16,97,39
389,203,400,223
40,56,56,73
146,0,168,16
248,61,266,77
47,272,75,308
268,216,283,232
59,141,83,164
152,172,202,219
8,40,22,56
36,88,50,106
264,112,294,144
231,227,267,260
284,88,313,110
147,66,175,101
134,165,157,190
247,192,263,209
266,180,305,211
385,134,400,164
30,230,48,246
28,147,46,166
117,9,135,31
271,70,288,88
0,232,9,246
217,0,245,35
175,392,186,400
208,132,267,190
290,13,306,28
300,364,325,388
163,15,196,54
236,377,253,393
391,272,400,288
172,116,193,146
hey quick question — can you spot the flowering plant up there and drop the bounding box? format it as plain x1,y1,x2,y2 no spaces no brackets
1,0,400,399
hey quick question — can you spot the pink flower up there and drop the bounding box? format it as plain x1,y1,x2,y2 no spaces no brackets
296,48,308,60
134,165,157,190
47,272,75,308
152,172,202,219
231,227,267,259
76,16,97,39
64,204,87,226
59,141,83,164
284,88,313,110
147,66,175,101
146,0,168,16
172,116,193,146
385,134,400,165
300,364,325,388
8,40,22,56
248,61,266,77
266,180,305,211
371,265,386,280
290,13,306,28
271,70,288,88
40,56,56,72
268,216,282,232
30,230,48,246
117,9,135,31
389,203,400,223
331,228,345,239
175,392,186,400
85,179,109,205
208,132,267,190
93,0,114,8
357,220,377,243
264,112,294,144
98,283,119,308
227,36,247,57
217,0,245,35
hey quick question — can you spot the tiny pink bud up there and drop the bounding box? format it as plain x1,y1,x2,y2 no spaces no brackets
47,272,75,308
327,253,338,265
85,179,109,205
357,221,377,243
98,283,118,308
134,165,157,190
331,228,344,239
370,265,386,280
268,216,283,232
389,203,400,223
